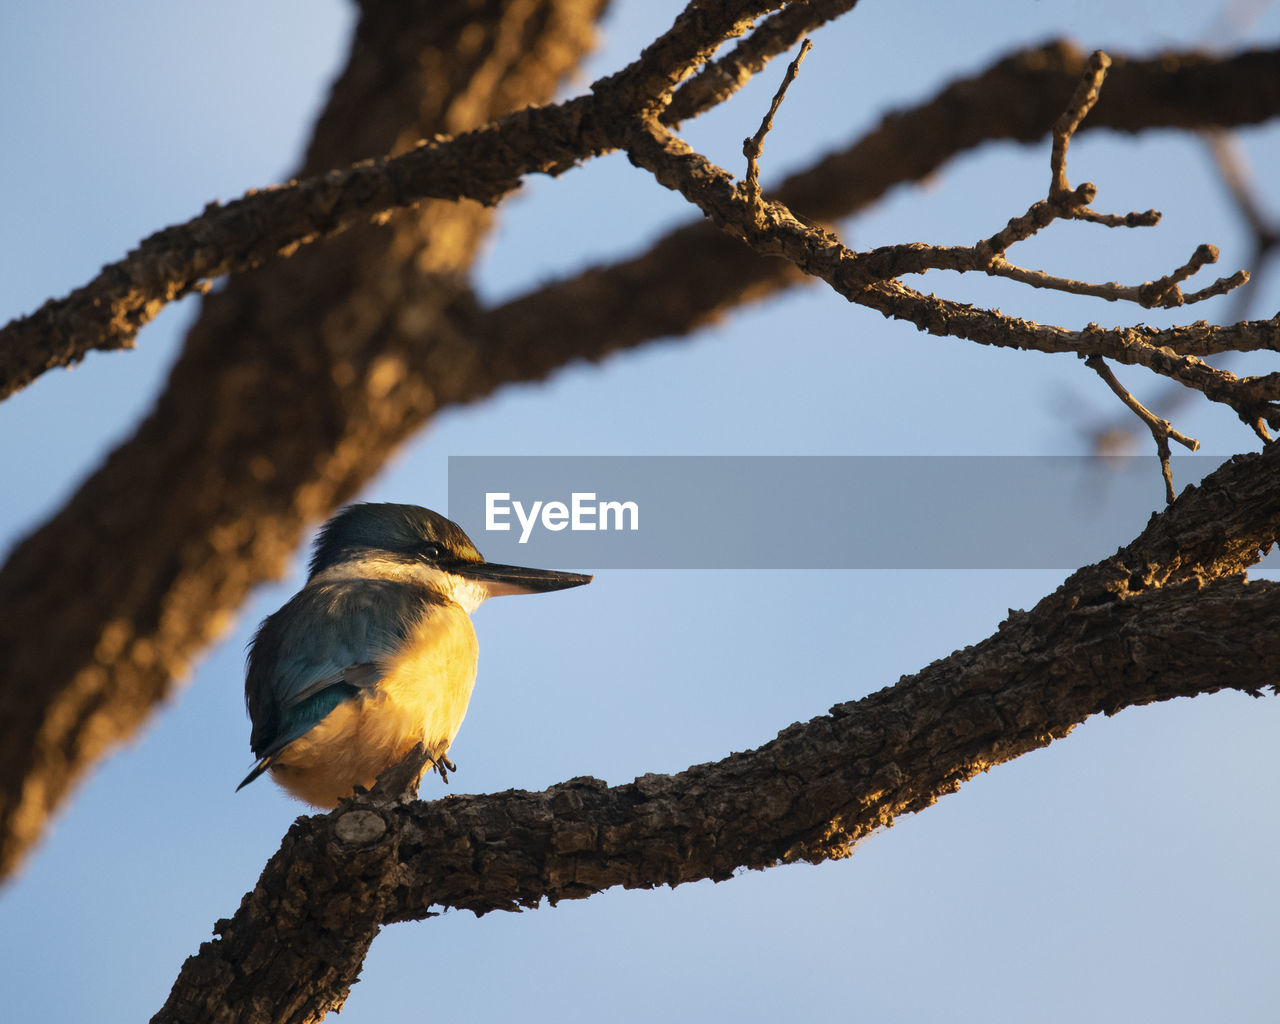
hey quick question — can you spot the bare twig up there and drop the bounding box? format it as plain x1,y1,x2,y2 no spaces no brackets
984,243,1249,309
1207,129,1279,324
626,113,1276,430
1080,129,1280,449
981,183,1100,254
665,0,861,125
1075,206,1165,228
1140,243,1227,305
742,38,813,213
1085,355,1200,503
1084,133,1279,455
1051,51,1112,196
744,46,1253,319
1049,50,1177,233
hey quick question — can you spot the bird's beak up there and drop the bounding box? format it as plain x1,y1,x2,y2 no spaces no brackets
452,561,593,597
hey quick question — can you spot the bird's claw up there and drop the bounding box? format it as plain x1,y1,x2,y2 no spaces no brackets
432,754,457,784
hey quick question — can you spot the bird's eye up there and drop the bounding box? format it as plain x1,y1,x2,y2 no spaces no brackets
420,542,444,560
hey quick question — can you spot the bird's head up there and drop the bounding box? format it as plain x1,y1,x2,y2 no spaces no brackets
308,503,591,611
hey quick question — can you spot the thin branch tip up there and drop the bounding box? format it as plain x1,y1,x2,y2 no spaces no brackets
742,37,814,210
1086,354,1199,503
1051,49,1112,196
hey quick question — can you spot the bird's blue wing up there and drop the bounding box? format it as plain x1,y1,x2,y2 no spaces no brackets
242,578,430,768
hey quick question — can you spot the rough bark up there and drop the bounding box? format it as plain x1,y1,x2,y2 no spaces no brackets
153,443,1280,1024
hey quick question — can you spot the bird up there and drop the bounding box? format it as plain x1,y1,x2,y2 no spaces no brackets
237,502,592,806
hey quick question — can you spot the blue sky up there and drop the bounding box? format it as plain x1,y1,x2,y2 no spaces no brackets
2,2,1279,1021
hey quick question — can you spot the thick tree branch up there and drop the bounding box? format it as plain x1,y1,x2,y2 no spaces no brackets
154,443,1280,1024
0,0,793,403
4,40,1279,401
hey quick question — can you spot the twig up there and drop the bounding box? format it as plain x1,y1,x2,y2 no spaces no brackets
1086,133,1278,454
1049,50,1173,233
850,48,1254,319
986,244,1248,309
1140,243,1225,305
981,184,1098,254
1085,354,1200,503
1074,206,1163,228
628,113,1280,434
742,38,813,214
1051,51,1111,196
1206,129,1279,324
836,48,1251,315
666,0,861,126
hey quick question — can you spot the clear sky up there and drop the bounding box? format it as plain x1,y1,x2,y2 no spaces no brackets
2,2,1279,1021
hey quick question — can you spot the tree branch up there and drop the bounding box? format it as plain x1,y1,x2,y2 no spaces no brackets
153,443,1280,1023
622,108,1278,434
475,41,1280,386
664,0,859,126
1085,355,1200,504
0,0,796,403
5,40,1279,402
741,38,813,212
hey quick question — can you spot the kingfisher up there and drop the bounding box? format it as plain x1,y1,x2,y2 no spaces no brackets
237,502,592,806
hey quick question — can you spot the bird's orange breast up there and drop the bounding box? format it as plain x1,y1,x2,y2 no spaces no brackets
268,602,480,807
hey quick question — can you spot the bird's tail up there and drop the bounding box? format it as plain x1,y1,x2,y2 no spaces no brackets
236,757,272,792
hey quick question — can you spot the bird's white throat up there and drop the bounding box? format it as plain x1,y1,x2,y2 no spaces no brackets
310,555,494,615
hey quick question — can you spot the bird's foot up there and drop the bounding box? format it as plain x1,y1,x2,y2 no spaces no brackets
432,754,457,784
